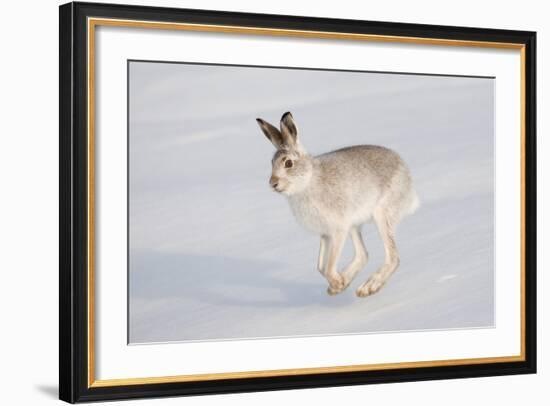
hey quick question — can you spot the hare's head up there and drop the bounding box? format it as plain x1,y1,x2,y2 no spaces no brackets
256,112,313,196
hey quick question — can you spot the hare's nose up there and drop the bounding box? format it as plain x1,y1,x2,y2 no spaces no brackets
269,175,279,188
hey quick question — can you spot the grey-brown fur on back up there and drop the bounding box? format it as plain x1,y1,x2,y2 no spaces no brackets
316,145,403,195
321,145,401,186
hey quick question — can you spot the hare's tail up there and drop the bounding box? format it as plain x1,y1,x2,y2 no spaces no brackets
392,187,419,226
379,180,419,227
406,188,420,216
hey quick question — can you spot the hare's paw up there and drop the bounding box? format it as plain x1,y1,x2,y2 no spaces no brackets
327,276,355,295
356,275,386,297
326,274,345,296
327,285,343,296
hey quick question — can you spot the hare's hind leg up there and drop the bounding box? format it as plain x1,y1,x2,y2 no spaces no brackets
356,210,399,297
328,226,368,295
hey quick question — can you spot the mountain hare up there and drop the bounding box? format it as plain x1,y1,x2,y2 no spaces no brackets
256,112,419,297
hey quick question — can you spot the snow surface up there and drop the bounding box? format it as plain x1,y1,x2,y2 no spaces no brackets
128,61,494,344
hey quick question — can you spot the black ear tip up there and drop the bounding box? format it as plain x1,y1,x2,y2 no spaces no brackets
256,118,264,124
282,111,293,119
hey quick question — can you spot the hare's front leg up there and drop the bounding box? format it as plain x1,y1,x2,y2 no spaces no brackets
357,211,399,297
317,235,328,276
328,227,368,295
323,231,346,294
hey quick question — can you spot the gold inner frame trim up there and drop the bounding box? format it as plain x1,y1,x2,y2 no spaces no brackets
87,17,527,388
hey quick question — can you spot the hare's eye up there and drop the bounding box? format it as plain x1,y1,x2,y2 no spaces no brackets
285,159,293,168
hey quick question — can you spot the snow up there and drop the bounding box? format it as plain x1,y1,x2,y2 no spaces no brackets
128,61,494,344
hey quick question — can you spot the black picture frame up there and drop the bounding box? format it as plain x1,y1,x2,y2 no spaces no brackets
59,1,537,403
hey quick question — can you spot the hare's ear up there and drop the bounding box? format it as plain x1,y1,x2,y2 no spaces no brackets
280,111,298,148
256,118,284,150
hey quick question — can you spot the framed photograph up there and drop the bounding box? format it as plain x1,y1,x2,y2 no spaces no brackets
59,1,536,403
